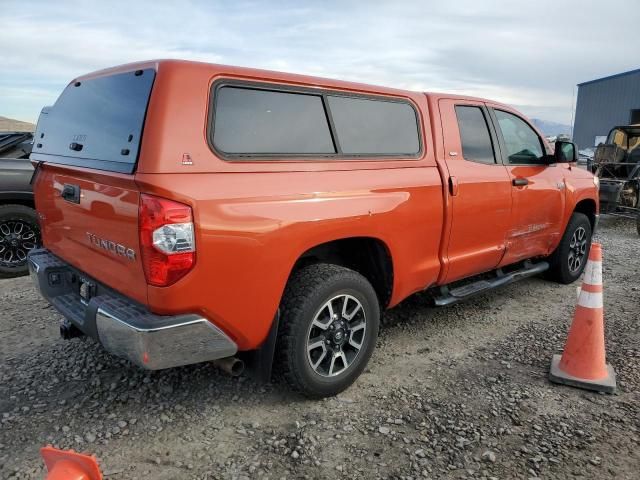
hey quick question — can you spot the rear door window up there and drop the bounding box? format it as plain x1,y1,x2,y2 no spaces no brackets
213,87,336,155
33,69,155,173
454,106,496,164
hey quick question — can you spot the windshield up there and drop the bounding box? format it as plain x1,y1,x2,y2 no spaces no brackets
606,128,627,148
32,68,155,173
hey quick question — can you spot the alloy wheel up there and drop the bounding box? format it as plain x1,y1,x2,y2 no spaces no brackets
0,220,38,268
306,294,367,377
568,226,588,273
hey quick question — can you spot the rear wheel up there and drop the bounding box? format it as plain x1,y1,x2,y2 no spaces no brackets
276,264,380,398
0,204,40,278
547,212,592,284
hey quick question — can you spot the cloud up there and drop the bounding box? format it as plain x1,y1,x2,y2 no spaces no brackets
1,0,636,124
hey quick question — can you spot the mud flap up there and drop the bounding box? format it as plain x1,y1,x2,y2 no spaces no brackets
243,310,280,383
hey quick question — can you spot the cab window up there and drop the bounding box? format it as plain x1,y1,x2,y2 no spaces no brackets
494,110,545,165
454,105,496,164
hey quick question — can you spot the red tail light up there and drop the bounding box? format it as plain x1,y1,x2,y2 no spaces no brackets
139,194,196,287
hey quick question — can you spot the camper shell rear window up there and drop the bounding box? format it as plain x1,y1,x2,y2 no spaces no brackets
32,68,155,174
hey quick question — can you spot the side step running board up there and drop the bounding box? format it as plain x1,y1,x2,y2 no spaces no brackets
433,261,549,307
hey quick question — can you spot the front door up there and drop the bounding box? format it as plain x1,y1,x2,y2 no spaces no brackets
488,107,566,265
439,99,513,283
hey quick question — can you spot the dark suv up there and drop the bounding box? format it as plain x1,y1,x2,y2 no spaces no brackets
0,132,40,277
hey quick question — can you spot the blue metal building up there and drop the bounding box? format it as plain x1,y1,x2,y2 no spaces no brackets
573,68,640,149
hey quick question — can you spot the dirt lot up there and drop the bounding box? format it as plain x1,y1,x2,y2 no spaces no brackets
1,216,639,479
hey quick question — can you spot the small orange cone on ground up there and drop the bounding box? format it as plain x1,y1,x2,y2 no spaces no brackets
549,242,616,393
41,446,102,480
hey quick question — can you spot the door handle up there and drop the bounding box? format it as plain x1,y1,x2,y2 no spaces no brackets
448,176,459,196
61,184,80,204
512,178,529,187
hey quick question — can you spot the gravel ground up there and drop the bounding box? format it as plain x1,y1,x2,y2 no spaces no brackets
1,216,639,479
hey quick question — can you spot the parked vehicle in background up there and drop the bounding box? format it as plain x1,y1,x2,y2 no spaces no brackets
0,132,39,278
28,60,599,397
0,132,33,159
578,147,595,169
592,124,640,235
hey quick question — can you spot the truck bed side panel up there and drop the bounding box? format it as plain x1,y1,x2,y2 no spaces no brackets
135,167,443,350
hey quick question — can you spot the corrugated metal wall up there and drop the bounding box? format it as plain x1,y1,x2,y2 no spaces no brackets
573,70,640,149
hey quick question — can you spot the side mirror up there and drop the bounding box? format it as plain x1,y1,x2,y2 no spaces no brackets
554,140,578,163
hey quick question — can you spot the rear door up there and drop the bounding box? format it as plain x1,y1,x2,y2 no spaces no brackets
30,68,156,304
487,108,566,265
439,99,512,283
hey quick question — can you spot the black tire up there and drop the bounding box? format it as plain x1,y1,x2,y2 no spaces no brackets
547,212,592,284
0,204,40,279
276,263,380,398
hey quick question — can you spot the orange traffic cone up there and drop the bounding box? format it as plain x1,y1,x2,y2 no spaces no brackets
549,242,616,393
41,446,102,480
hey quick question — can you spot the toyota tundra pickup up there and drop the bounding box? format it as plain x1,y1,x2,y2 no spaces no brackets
28,60,599,397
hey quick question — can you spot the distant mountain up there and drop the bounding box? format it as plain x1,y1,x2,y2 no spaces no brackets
531,118,572,137
0,116,35,132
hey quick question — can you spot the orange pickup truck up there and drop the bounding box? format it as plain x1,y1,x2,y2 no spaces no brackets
28,60,599,397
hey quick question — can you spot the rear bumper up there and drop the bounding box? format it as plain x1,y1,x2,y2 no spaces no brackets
27,249,237,369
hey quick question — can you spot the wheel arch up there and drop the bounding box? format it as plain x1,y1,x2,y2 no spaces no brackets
248,236,393,383
574,198,597,230
291,236,394,310
0,193,35,209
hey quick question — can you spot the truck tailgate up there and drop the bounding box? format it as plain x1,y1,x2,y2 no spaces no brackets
34,165,147,304
28,66,157,305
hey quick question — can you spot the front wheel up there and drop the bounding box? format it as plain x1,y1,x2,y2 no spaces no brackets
276,264,380,398
547,212,592,284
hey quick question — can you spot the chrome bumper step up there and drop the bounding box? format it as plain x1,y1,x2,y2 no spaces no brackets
28,249,237,370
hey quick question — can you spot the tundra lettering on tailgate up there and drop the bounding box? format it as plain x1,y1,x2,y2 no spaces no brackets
86,232,136,261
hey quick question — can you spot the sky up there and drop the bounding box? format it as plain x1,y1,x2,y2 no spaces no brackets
1,0,637,125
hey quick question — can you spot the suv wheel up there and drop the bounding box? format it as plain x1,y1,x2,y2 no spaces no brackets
547,212,592,284
276,263,380,398
0,204,40,278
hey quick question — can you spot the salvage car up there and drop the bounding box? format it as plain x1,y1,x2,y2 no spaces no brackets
592,124,640,234
28,60,599,397
0,132,39,277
